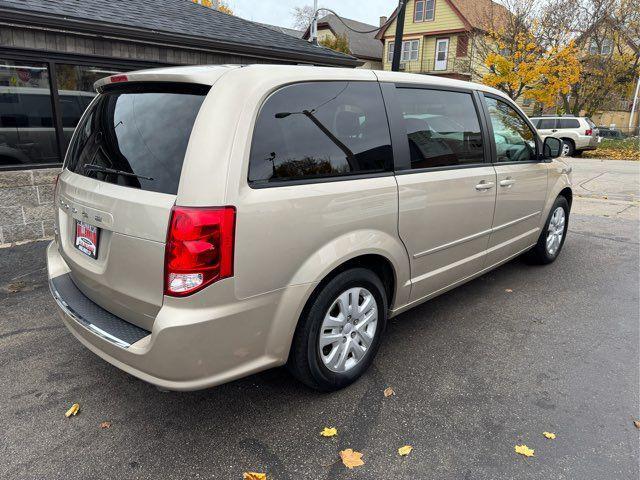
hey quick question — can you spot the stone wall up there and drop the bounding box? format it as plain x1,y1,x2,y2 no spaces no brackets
0,168,60,245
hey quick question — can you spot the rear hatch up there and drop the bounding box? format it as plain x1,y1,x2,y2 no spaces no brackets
56,82,210,330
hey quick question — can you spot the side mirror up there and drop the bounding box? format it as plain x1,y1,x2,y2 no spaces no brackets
542,137,562,160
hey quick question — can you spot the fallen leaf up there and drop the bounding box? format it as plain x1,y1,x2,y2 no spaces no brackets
339,449,364,469
514,444,534,457
505,288,513,293
398,445,413,456
320,427,338,437
243,473,267,480
100,421,112,429
65,403,80,418
634,420,640,429
383,387,395,397
542,431,556,439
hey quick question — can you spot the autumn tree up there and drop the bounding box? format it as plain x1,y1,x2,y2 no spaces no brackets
551,0,640,115
319,33,351,54
474,0,581,109
192,0,233,15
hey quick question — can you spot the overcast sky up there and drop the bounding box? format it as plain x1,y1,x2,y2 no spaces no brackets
226,0,396,29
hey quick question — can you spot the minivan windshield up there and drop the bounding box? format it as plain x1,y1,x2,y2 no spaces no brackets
65,83,209,195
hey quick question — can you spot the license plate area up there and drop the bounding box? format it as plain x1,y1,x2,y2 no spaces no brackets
75,220,100,259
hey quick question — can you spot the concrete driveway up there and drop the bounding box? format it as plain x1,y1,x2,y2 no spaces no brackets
0,159,638,480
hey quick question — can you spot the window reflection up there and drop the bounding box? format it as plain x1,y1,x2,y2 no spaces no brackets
485,98,536,162
56,64,123,153
249,81,392,183
0,60,58,166
396,88,484,169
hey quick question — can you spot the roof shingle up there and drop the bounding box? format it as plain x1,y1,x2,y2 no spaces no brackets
0,0,356,65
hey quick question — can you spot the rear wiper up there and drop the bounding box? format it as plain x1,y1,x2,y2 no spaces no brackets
83,163,154,181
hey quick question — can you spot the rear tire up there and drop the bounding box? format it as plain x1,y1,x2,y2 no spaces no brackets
526,196,569,264
287,268,387,391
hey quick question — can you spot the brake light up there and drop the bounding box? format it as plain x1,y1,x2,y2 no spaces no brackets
110,74,128,83
585,129,592,136
164,206,236,297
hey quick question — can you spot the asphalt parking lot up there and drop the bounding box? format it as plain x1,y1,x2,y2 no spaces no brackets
1,159,638,480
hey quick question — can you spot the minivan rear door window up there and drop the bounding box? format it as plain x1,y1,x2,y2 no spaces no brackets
248,81,392,185
65,83,209,195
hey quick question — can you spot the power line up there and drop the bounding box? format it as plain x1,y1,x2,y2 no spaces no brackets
313,5,401,35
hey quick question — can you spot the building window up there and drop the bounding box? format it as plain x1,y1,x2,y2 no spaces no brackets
589,38,614,55
414,0,435,21
55,64,123,153
387,40,420,62
0,59,58,167
456,35,469,57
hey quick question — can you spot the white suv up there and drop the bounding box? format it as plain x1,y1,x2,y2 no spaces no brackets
530,116,600,157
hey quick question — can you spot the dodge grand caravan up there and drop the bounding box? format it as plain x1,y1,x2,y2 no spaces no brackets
47,65,571,391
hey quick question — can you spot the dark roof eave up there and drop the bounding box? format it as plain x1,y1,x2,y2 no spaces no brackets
0,8,360,67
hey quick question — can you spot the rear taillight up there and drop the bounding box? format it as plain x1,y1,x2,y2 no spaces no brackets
164,206,236,297
585,129,592,136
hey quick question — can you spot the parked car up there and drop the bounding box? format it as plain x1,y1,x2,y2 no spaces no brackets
530,115,600,156
47,65,571,391
597,126,625,139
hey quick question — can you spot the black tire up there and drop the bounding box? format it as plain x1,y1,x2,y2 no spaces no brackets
287,268,388,391
526,196,570,264
560,139,575,157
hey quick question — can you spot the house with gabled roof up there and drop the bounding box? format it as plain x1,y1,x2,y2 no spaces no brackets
376,0,510,80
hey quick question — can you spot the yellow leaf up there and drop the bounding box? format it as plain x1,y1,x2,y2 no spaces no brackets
65,403,80,418
543,431,556,439
505,288,513,293
243,473,266,480
384,387,395,397
398,445,413,456
100,421,112,429
339,449,364,469
320,427,338,437
514,444,534,457
633,420,640,429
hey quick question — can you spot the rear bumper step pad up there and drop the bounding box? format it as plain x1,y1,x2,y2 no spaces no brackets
49,274,150,348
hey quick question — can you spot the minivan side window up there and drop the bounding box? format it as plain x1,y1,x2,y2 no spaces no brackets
248,82,392,185
485,97,536,163
395,88,484,169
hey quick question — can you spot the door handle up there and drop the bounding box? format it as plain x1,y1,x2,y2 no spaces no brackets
499,178,516,187
551,129,558,132
475,181,494,191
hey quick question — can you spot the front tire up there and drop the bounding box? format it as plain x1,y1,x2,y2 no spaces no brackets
287,268,387,391
560,139,575,157
526,196,569,264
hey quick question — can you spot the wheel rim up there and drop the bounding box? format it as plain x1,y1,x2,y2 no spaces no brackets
546,206,566,256
318,287,378,373
561,142,571,156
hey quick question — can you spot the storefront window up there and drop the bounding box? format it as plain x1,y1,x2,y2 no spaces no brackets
56,64,124,152
0,60,58,167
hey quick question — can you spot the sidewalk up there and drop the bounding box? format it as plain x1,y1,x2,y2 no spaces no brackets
564,157,639,220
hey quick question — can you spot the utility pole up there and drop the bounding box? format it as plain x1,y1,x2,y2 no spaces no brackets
391,0,407,72
311,0,319,45
629,74,640,134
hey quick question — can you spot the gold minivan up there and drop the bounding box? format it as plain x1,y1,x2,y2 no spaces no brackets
47,65,571,391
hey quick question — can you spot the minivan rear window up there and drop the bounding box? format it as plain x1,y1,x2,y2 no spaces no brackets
65,83,209,195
